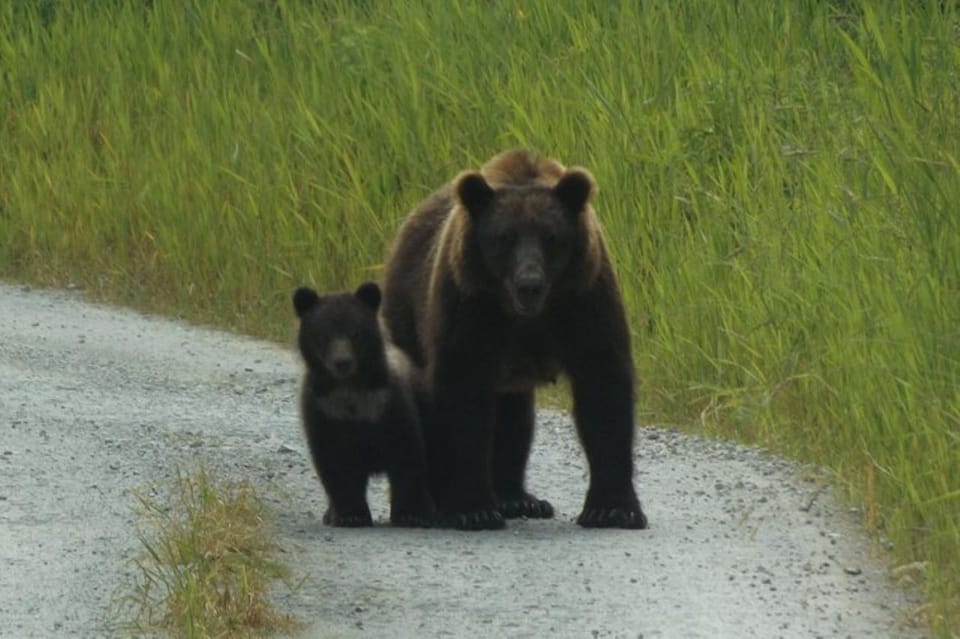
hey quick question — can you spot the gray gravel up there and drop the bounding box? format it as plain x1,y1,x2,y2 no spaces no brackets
0,282,926,638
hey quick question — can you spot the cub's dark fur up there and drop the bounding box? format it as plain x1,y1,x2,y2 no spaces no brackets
381,149,646,530
294,282,432,527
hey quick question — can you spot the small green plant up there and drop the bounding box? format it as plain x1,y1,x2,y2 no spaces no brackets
120,468,300,638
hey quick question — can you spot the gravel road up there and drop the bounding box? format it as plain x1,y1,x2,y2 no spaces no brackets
0,282,926,638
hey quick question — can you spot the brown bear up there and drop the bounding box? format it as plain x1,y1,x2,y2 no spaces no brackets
294,282,433,527
380,149,647,530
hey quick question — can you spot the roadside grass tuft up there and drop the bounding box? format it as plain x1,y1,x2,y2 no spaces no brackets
119,468,301,638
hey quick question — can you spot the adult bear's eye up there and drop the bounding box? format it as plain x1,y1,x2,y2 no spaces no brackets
495,232,514,254
542,231,556,250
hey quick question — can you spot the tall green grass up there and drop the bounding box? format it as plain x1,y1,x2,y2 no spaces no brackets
1,1,957,633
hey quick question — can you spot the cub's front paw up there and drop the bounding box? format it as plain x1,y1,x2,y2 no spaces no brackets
322,508,373,528
498,492,554,519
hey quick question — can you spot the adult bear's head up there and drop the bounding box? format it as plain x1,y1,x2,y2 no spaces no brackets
451,166,599,318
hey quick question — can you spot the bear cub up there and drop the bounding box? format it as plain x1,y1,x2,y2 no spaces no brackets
293,281,433,527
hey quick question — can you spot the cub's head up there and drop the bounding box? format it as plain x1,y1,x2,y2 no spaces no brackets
292,282,385,385
453,168,597,318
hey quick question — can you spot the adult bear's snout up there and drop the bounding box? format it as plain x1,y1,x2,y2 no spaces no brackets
510,267,547,317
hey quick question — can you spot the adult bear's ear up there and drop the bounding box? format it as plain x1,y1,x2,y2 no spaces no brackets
293,287,321,318
354,281,382,311
553,168,595,217
454,171,495,218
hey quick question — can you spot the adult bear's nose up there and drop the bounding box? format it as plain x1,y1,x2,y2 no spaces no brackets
515,271,545,300
511,269,547,317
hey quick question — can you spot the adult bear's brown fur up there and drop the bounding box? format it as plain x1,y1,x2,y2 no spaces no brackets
381,149,646,530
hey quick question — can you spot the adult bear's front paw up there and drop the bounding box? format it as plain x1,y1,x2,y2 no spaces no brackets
498,492,554,519
576,505,648,529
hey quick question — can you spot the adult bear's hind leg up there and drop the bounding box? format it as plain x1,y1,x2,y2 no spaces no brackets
493,391,554,519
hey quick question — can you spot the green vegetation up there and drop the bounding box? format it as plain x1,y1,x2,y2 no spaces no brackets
120,468,300,638
2,1,957,633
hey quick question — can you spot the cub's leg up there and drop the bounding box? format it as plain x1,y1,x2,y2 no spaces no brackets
387,425,435,528
388,467,434,528
319,470,373,527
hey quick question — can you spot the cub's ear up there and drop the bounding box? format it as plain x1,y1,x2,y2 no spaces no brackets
454,171,495,217
553,168,595,216
354,281,382,311
292,287,321,318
